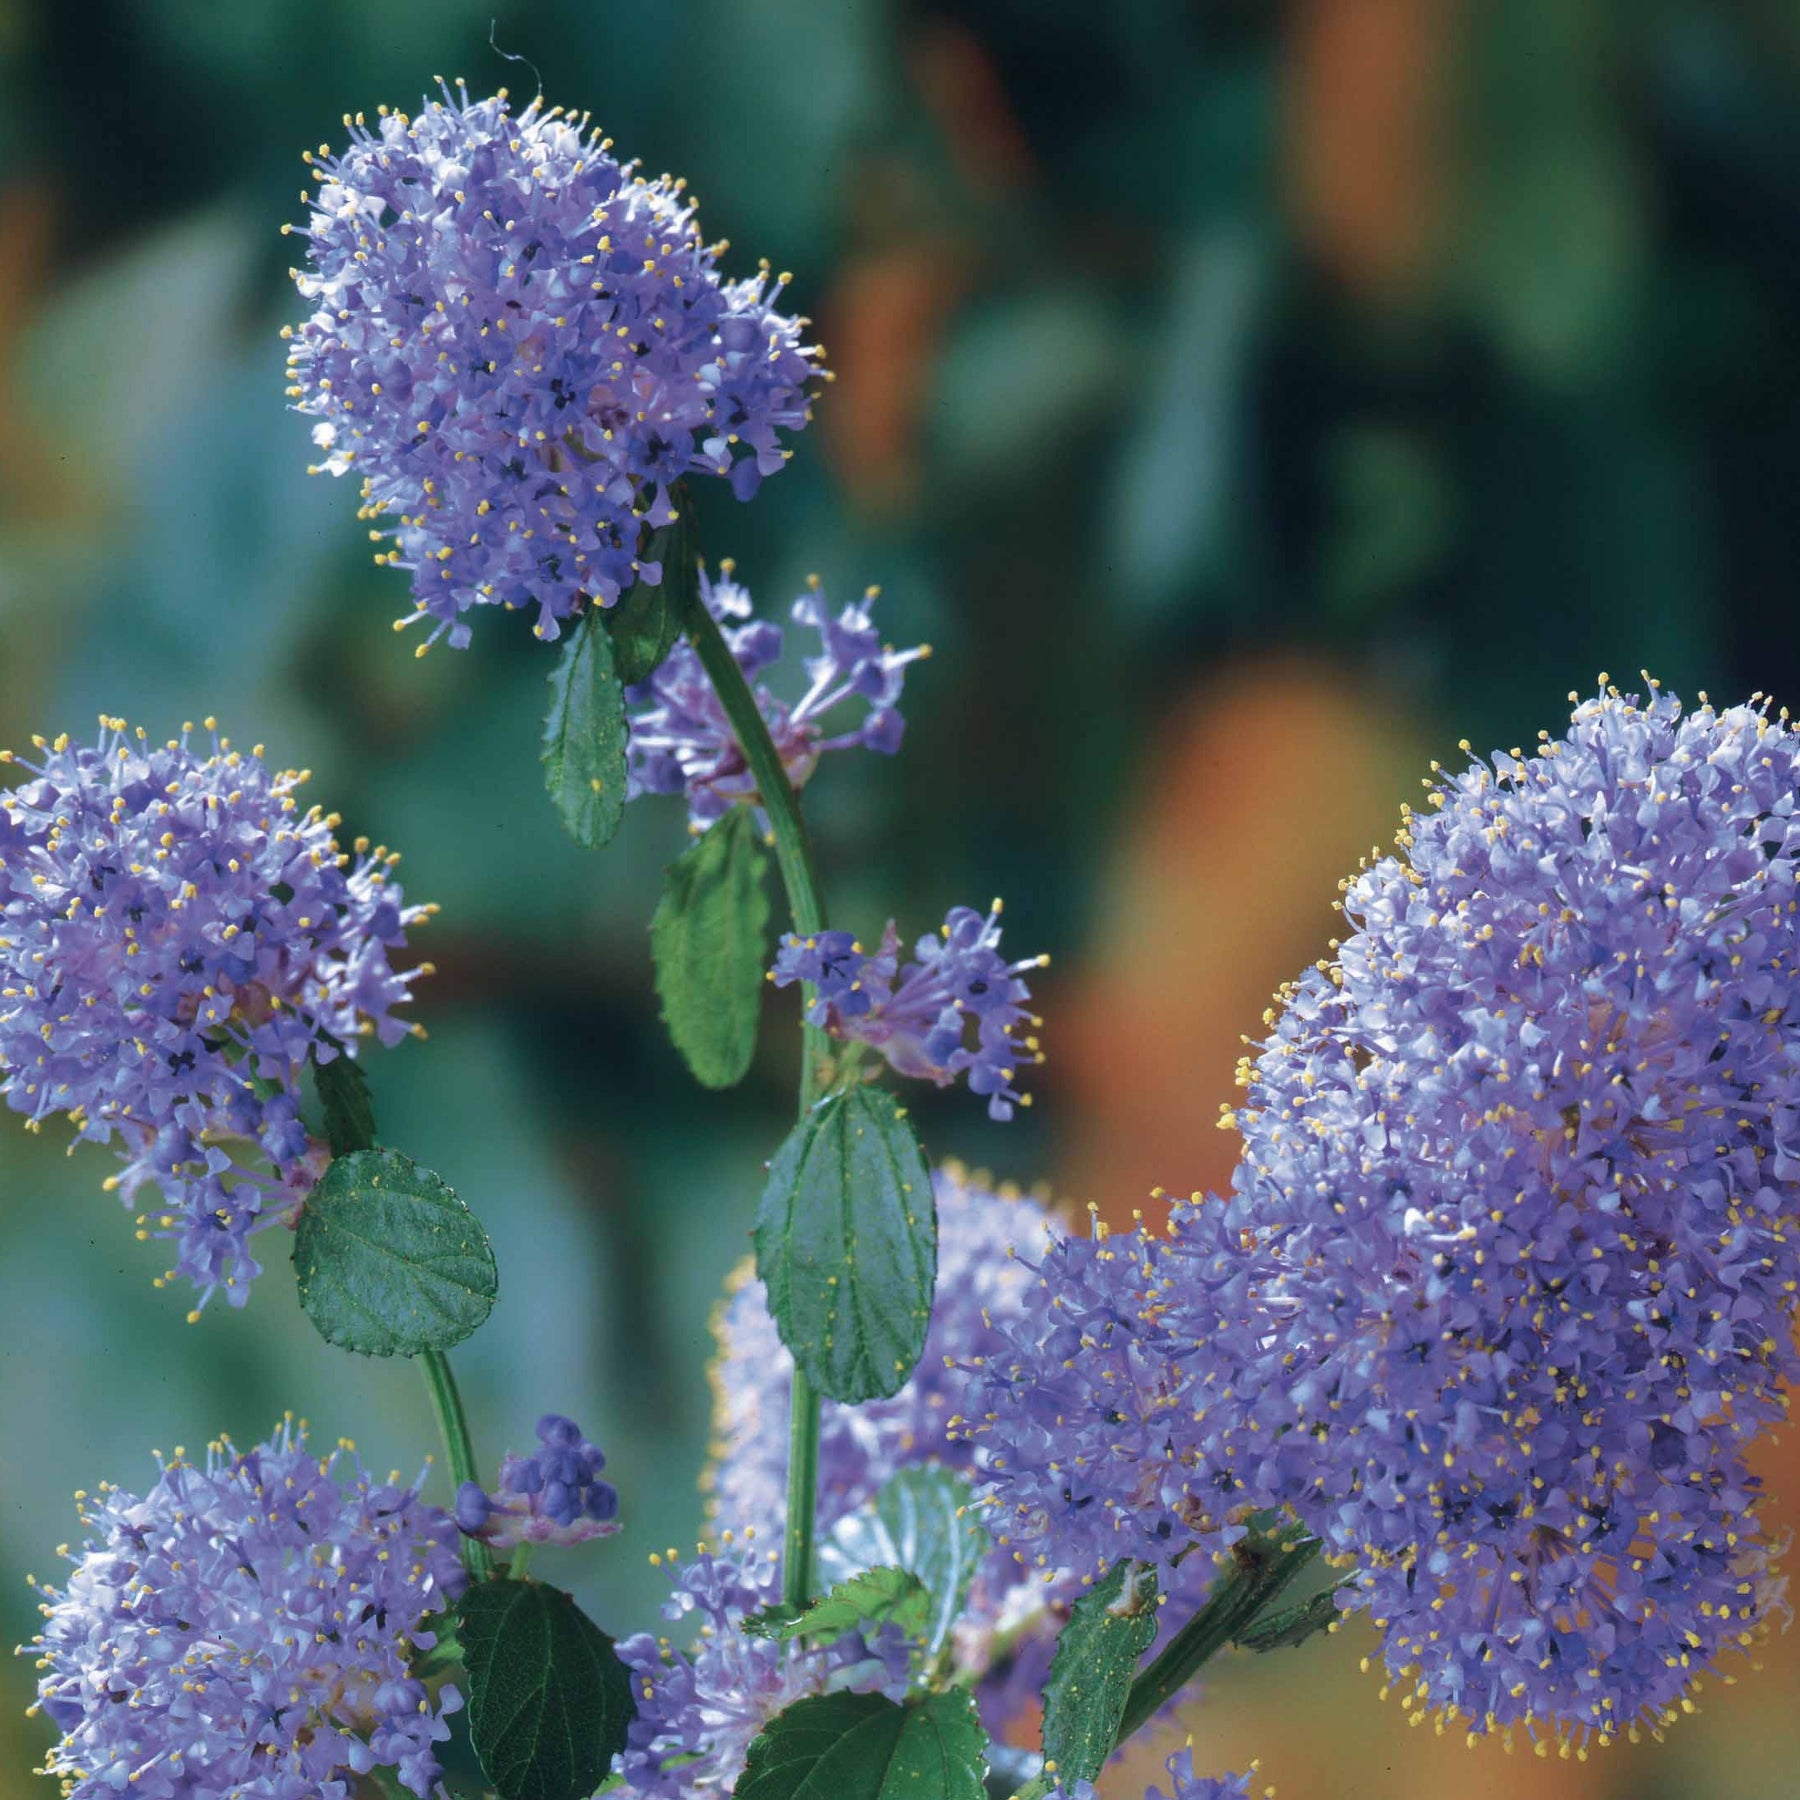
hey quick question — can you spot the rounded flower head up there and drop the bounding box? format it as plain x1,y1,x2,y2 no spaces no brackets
626,562,926,829
974,681,1800,1751
456,1411,620,1549
0,720,428,1310
286,82,823,649
27,1420,467,1800
1211,680,1800,1744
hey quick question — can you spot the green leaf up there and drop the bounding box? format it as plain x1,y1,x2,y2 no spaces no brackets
607,503,697,684
459,1578,635,1800
650,806,771,1088
293,1149,497,1357
816,1466,986,1660
754,1086,936,1404
310,1044,376,1156
737,1689,987,1800
1234,1583,1346,1653
542,607,628,849
1039,1559,1160,1789
743,1565,931,1646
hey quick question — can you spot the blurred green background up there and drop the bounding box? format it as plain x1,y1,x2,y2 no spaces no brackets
3,2,1800,1796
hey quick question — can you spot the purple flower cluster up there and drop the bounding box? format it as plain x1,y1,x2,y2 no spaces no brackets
0,720,428,1312
27,1420,466,1799
965,683,1800,1749
616,1537,908,1797
1052,1750,1260,1800
286,82,822,649
770,902,1047,1120
456,1412,620,1549
626,562,925,828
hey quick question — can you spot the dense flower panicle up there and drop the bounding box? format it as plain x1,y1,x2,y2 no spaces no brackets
455,1412,620,1549
771,901,1047,1120
616,1538,907,1797
970,681,1800,1748
625,563,926,827
27,1420,467,1800
286,82,823,649
0,720,428,1311
706,1168,1076,1727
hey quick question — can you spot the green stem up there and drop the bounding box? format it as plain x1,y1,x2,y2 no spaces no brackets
681,577,829,1612
1004,1530,1321,1800
1114,1530,1319,1744
421,1348,494,1582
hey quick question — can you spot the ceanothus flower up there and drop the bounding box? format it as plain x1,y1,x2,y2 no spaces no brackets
770,902,1047,1119
616,1537,907,1797
625,561,926,828
0,719,429,1312
26,1419,466,1800
286,82,823,650
456,1411,620,1549
969,680,1800,1752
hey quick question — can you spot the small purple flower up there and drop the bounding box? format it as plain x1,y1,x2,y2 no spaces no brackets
0,719,429,1311
626,562,926,828
456,1412,621,1550
1050,1750,1259,1800
616,1538,906,1797
26,1419,467,1799
770,902,1046,1119
286,83,823,650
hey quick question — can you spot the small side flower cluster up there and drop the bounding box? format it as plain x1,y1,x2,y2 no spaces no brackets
626,563,926,828
287,82,822,649
771,902,1047,1119
456,1412,620,1549
616,1537,907,1797
27,1421,466,1800
966,683,1800,1751
0,720,428,1311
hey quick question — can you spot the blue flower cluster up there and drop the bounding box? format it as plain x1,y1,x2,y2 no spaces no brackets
456,1412,620,1549
966,684,1800,1750
286,83,822,649
626,562,925,828
0,720,427,1312
770,902,1047,1119
28,1421,466,1799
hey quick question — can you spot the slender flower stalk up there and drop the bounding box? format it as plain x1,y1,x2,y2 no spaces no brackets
679,578,829,1609
421,1348,494,1583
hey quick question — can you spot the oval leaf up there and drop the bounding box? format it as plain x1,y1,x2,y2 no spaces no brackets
607,502,697,685
1040,1558,1160,1788
459,1578,635,1800
754,1086,936,1403
816,1466,987,1660
542,607,628,849
651,806,771,1088
293,1149,497,1357
737,1689,987,1800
